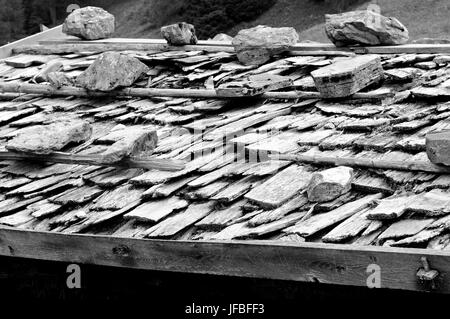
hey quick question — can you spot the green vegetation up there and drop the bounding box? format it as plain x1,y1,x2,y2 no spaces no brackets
1,0,448,45
228,0,365,37
0,0,123,45
180,0,277,38
110,0,277,39
0,0,26,45
296,0,450,42
110,0,362,39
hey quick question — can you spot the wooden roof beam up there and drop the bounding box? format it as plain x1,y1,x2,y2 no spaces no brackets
13,38,450,55
0,82,393,101
0,227,449,293
0,150,185,171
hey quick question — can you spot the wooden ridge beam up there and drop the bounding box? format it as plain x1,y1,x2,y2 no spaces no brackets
13,38,450,55
0,150,185,171
13,42,235,55
0,227,449,293
39,37,233,47
275,153,450,174
0,82,393,100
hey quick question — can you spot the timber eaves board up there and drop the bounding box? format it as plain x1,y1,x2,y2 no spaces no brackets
1,227,450,293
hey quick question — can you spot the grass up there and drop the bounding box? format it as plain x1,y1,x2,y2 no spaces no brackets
227,0,365,36
283,0,450,42
108,0,184,38
106,0,450,42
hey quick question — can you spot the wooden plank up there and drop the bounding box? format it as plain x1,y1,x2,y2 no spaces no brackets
0,82,392,101
0,150,185,171
2,227,450,293
216,74,293,97
0,25,65,59
14,39,450,55
39,38,232,47
275,151,450,174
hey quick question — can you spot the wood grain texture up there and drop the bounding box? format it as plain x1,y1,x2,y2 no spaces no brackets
1,227,450,293
0,150,185,171
276,152,450,174
14,39,450,55
0,82,391,101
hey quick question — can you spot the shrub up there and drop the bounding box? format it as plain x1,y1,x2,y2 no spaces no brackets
181,0,277,38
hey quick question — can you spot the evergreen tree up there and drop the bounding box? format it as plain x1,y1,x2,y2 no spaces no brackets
0,0,25,45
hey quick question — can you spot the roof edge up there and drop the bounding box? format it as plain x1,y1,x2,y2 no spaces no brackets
0,227,449,293
0,25,65,59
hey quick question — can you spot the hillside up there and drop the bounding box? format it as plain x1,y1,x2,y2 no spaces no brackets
227,0,365,37
109,0,450,42
108,0,185,38
108,0,278,39
295,0,450,42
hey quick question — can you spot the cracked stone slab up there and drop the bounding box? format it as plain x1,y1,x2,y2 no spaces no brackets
6,120,92,154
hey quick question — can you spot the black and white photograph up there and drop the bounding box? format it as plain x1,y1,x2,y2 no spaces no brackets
1,0,450,315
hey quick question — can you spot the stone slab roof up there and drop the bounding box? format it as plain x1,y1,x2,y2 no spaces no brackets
1,45,450,250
